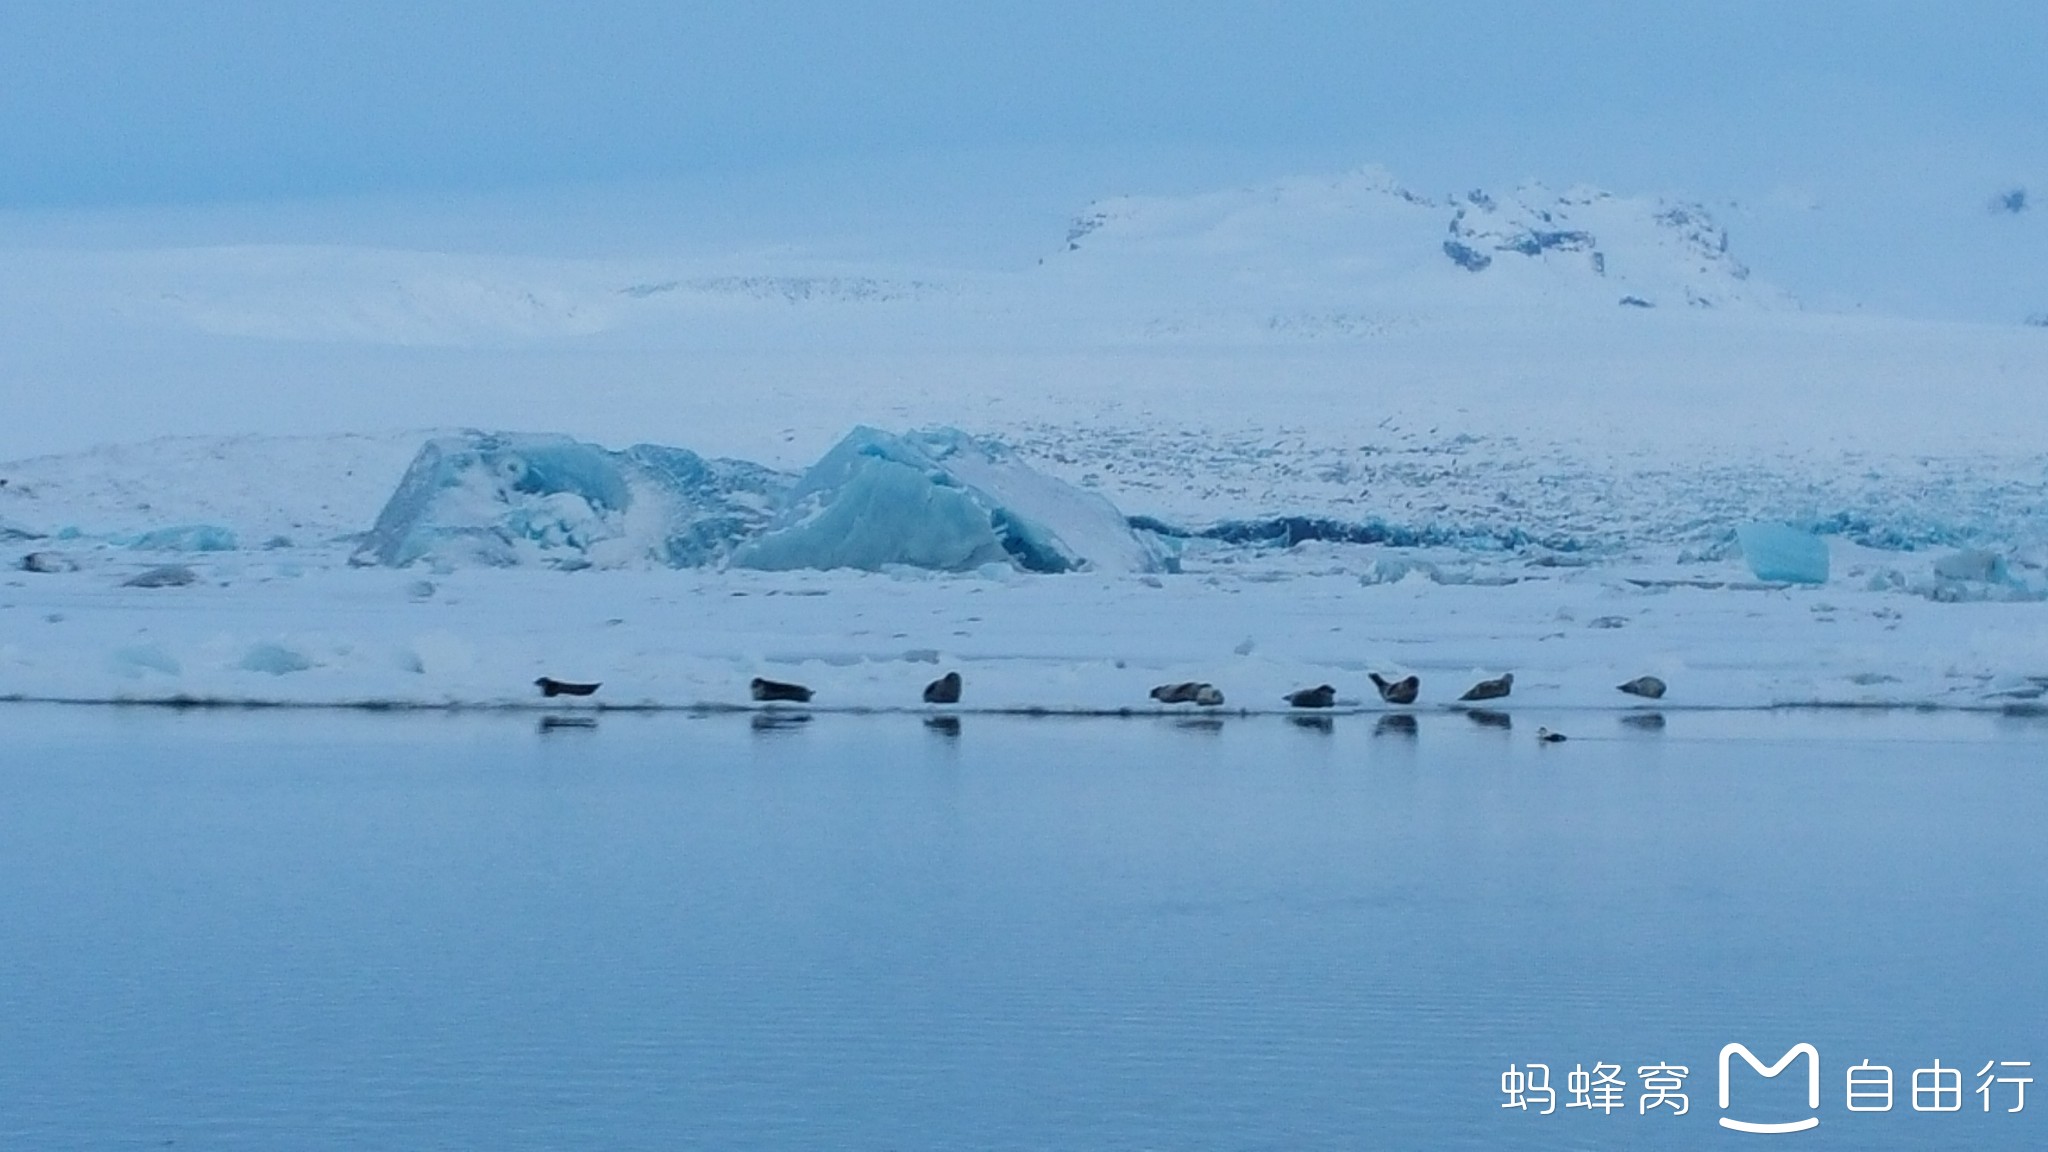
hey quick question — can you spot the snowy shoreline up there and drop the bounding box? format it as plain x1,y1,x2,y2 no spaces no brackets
6,558,2045,715
5,696,2045,718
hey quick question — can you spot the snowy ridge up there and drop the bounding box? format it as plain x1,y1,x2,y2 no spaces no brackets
7,166,1803,362
1044,168,1788,338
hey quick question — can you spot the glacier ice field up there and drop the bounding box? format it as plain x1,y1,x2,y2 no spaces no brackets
355,426,1170,576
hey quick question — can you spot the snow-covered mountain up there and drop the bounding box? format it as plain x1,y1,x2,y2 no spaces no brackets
7,167,1798,360
1043,168,1789,330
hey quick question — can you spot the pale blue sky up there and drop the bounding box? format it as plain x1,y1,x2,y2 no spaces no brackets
2,1,2042,207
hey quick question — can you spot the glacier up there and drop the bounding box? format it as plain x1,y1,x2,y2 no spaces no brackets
353,432,791,570
353,427,1164,575
732,426,1166,574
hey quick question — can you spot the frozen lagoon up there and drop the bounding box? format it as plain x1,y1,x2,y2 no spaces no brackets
3,705,2045,1151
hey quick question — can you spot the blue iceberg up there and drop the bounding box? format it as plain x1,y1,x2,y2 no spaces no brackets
1735,522,1830,584
354,432,792,569
357,427,1160,574
732,427,1165,574
128,524,239,552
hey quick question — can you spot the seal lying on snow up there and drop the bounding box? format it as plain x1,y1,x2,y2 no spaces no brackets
1152,681,1225,706
1617,675,1667,699
923,671,962,704
1284,685,1336,709
1459,672,1513,702
534,676,600,698
751,677,815,703
1369,673,1419,705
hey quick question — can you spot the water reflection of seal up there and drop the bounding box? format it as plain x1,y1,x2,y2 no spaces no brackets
751,677,814,703
1374,713,1418,738
923,671,962,704
1369,673,1420,705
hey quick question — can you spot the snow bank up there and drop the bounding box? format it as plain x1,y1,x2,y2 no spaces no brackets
731,426,1165,574
6,560,2048,713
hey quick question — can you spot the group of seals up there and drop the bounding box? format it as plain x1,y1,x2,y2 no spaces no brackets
532,671,965,707
1280,671,1513,708
1193,667,1667,715
1270,670,1665,710
530,665,1667,719
1272,671,1500,709
753,671,967,706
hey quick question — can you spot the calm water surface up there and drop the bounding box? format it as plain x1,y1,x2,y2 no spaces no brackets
2,705,2044,1150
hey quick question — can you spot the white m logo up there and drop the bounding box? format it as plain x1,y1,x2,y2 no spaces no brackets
1718,1043,1821,1134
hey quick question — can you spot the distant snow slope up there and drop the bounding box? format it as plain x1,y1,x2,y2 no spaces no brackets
5,169,1787,360
1044,169,1789,337
0,433,431,544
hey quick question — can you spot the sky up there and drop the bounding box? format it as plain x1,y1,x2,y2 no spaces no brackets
0,2,2042,307
3,2,2043,205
